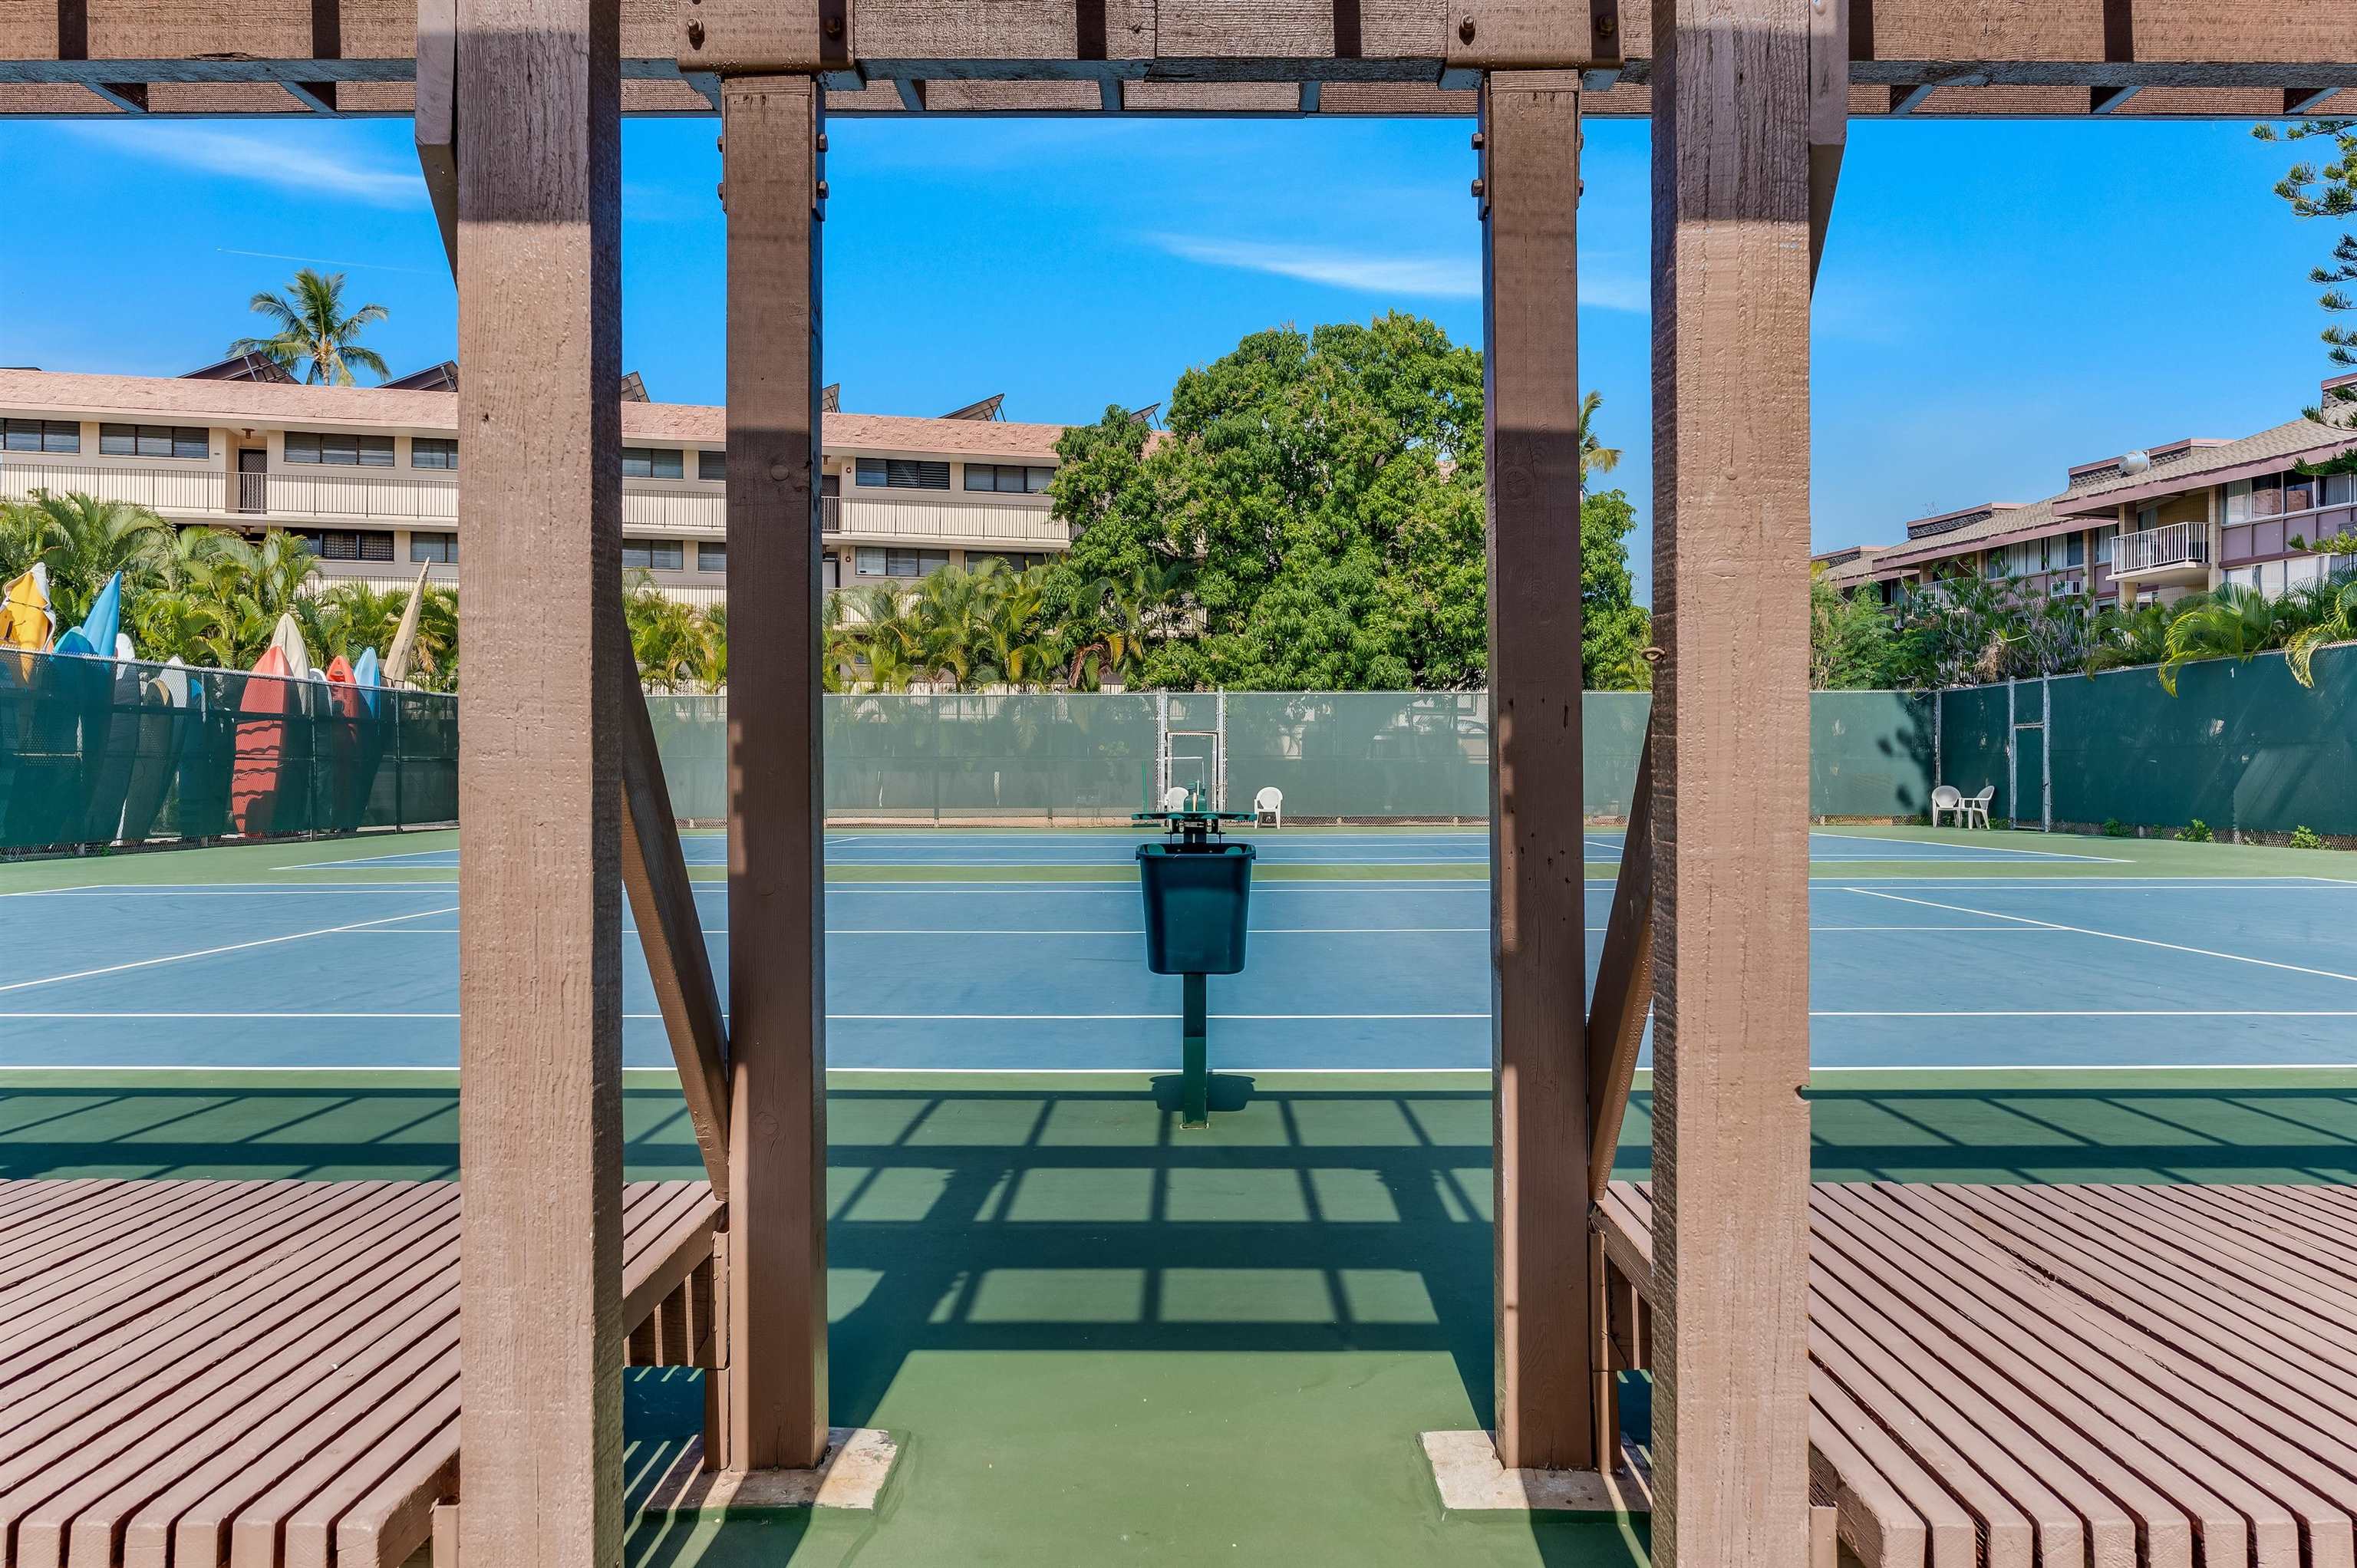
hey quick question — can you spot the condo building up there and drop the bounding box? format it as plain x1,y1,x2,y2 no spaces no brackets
1818,374,2357,610
0,360,1074,607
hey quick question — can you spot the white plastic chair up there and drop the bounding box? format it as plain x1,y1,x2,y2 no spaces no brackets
1929,784,1963,827
1254,786,1283,828
1964,786,1995,829
1159,785,1192,812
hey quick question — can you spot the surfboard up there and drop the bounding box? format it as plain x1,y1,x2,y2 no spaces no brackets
231,645,294,836
80,651,142,844
324,657,365,832
120,657,189,844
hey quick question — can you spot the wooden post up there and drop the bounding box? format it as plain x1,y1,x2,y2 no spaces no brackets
1479,71,1595,1475
453,0,625,1560
719,72,831,1474
1648,0,1815,1561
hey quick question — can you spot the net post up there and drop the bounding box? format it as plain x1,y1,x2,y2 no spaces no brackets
1181,971,1208,1128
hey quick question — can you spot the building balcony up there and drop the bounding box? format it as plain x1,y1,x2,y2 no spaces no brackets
0,460,1068,548
2110,519,2210,581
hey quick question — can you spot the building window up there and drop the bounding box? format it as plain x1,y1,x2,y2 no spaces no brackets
622,446,684,479
2248,476,2283,518
855,457,951,490
855,546,949,578
2094,525,2115,565
283,430,394,467
411,437,458,470
697,450,727,482
100,423,209,460
966,551,1047,574
2324,473,2356,506
299,529,395,561
623,539,684,571
697,541,727,572
2226,478,2251,523
410,531,458,563
962,463,1053,494
2285,473,2316,513
2,419,80,454
2065,532,2085,568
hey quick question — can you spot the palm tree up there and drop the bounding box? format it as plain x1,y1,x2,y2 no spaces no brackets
2082,598,2172,676
977,564,1055,689
24,490,166,626
229,268,391,386
624,572,716,692
1577,390,1620,480
2284,572,2357,687
842,583,919,691
911,565,996,690
2157,585,2280,695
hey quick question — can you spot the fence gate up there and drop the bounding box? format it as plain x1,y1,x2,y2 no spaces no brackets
2006,677,2052,832
1154,690,1228,810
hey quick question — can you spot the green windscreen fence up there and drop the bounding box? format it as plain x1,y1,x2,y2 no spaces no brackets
645,688,1942,824
1936,644,2357,837
0,647,457,853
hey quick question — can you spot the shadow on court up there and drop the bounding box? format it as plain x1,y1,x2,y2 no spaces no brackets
2,1069,2349,1564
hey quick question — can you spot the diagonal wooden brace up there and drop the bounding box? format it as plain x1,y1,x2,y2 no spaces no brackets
1584,723,1652,1202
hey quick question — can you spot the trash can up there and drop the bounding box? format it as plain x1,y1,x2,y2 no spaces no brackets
1136,842,1254,975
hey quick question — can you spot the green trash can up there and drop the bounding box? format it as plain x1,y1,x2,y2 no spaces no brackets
1136,842,1255,976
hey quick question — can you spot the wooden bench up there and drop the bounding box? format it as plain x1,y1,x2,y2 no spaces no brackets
1595,1181,2357,1568
0,1178,720,1568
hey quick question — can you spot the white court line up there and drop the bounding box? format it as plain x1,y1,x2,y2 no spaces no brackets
1845,886,2357,985
1811,833,2131,864
1,1062,2346,1076
0,904,460,996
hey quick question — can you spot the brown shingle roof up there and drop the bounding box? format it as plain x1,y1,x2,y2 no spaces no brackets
0,369,1066,461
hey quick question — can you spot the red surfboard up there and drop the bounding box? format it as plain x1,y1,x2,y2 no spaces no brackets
324,656,364,830
230,645,292,835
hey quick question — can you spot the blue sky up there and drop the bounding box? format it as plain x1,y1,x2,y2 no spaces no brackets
0,110,2341,600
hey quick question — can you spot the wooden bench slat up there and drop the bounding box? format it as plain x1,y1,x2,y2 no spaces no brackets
1839,1187,2357,1568
0,1188,449,1491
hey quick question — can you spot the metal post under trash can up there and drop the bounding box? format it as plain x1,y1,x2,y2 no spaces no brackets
1133,806,1254,1128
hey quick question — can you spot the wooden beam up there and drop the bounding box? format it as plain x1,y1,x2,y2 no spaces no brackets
615,646,733,1202
414,0,456,272
1886,80,1934,112
453,0,625,1562
1808,0,1845,285
2088,82,2141,110
1479,69,1594,1477
719,71,831,1477
414,4,724,1198
1583,724,1651,1204
1647,0,1814,1560
2284,84,2339,113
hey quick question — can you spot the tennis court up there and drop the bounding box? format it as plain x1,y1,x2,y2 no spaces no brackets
3,824,2350,1074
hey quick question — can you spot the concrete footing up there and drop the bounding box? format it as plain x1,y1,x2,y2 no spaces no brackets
1419,1431,1652,1515
642,1428,900,1513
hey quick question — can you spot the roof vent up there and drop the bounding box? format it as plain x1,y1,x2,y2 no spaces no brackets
2117,450,2151,476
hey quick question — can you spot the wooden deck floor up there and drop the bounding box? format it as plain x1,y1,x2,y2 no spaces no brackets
1595,1181,2357,1568
0,1178,720,1568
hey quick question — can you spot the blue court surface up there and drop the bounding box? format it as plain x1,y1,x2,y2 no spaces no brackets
3,826,2352,1073
279,827,2137,870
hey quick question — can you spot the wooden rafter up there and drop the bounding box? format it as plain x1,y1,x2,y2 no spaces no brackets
6,0,2352,117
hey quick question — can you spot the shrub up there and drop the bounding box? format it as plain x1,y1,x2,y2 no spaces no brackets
2102,819,2130,838
2291,825,2326,851
2175,819,2214,843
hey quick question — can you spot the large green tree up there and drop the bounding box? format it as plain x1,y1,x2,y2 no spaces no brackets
2256,117,2357,427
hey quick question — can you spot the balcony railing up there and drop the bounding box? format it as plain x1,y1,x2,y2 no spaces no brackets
0,460,1068,547
2111,520,2210,575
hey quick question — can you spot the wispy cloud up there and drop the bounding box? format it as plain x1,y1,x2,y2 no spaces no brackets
1155,236,1481,299
1155,233,1650,311
60,124,424,207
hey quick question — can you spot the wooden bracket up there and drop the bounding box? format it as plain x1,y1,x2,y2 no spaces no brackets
1443,0,1620,84
680,0,849,76
1584,723,1652,1202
